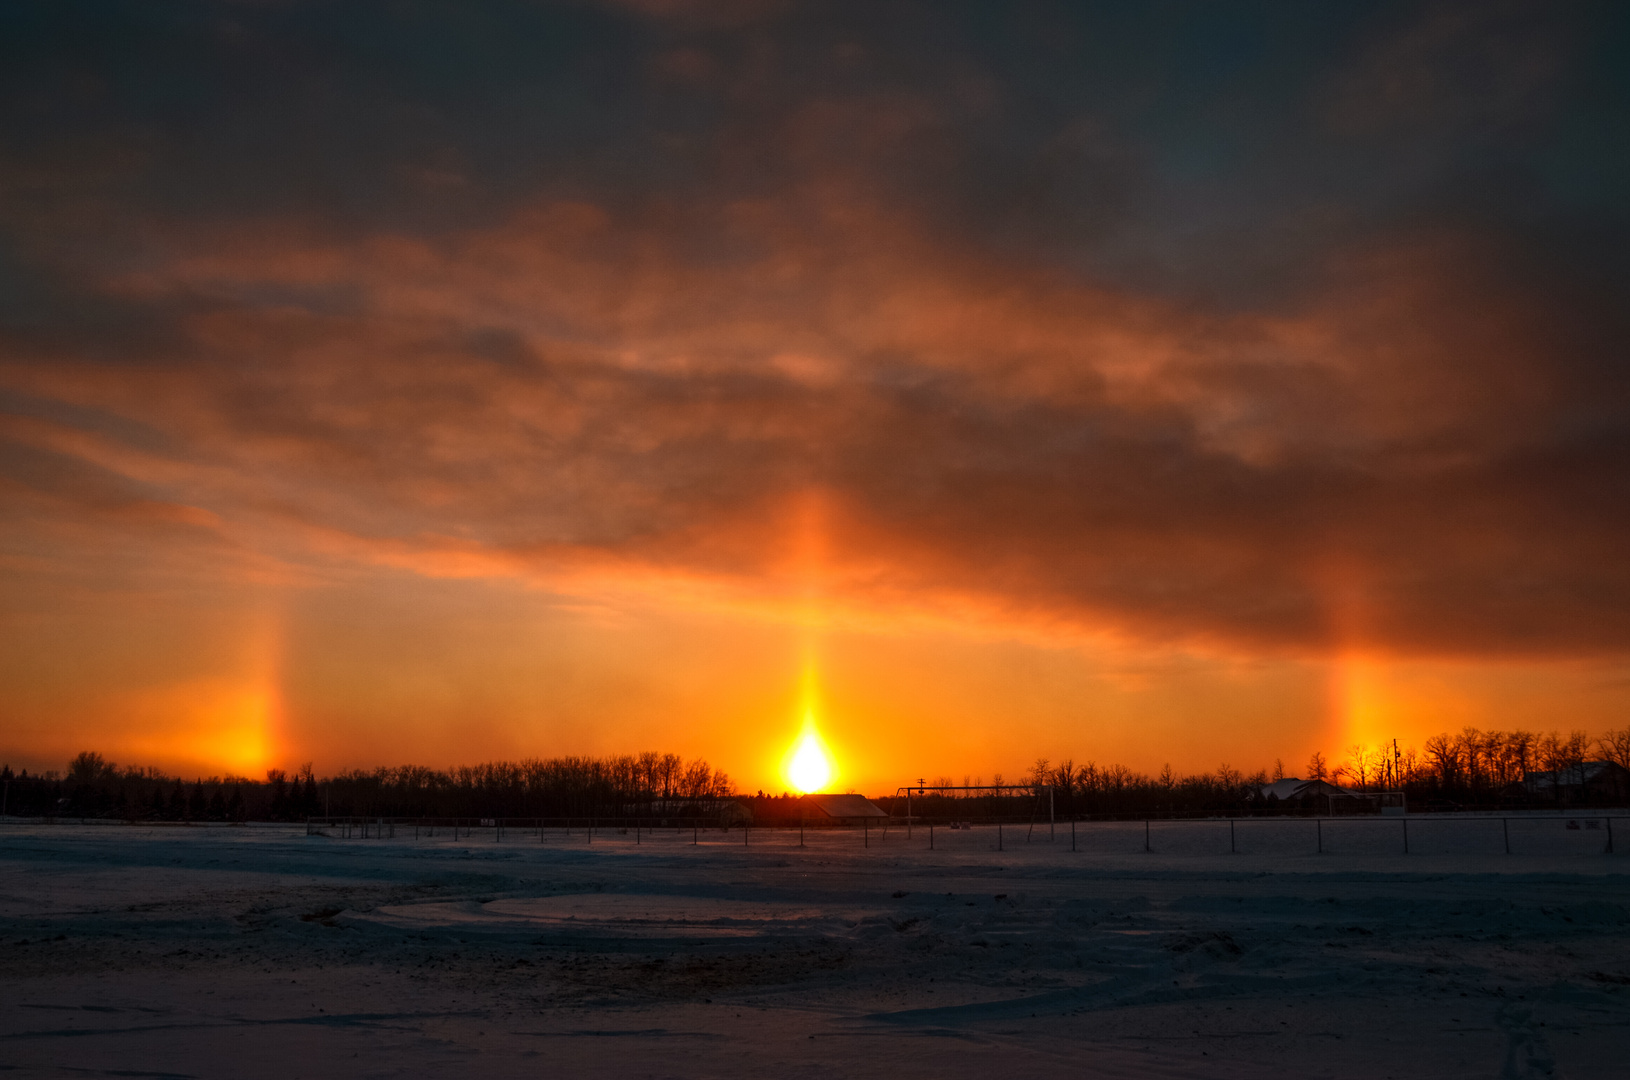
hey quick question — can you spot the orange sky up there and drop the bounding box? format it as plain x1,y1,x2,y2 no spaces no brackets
3,2,1628,789
5,555,1629,791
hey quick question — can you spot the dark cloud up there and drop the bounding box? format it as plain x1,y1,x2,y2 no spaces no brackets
2,0,1627,660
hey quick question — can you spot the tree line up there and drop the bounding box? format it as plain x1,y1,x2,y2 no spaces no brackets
0,751,734,821
894,725,1630,817
3,726,1627,822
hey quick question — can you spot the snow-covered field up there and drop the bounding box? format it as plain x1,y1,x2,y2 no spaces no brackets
3,819,1628,1078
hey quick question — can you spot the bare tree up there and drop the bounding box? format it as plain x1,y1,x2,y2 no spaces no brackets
1598,727,1630,802
1029,758,1051,794
1565,730,1592,802
68,751,114,786
1452,728,1486,794
1051,759,1076,798
1537,732,1567,806
1423,734,1458,790
1345,745,1374,789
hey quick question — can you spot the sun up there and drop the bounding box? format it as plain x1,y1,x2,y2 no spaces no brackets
785,717,834,794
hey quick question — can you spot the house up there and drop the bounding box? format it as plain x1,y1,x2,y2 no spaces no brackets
798,793,889,825
1522,761,1630,804
1257,777,1351,803
1256,777,1394,814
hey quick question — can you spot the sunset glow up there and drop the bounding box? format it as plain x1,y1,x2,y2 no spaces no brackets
1,3,1627,793
11,10,1628,1077
785,720,835,795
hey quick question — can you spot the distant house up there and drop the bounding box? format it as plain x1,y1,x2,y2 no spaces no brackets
798,793,889,825
1256,778,1397,814
1257,778,1351,803
1522,761,1630,804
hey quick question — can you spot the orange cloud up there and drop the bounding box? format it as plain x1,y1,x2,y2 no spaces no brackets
1,0,1625,781
4,192,1627,664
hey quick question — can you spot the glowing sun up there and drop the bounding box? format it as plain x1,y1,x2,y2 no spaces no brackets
786,719,834,794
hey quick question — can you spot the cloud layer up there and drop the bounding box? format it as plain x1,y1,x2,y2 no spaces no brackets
3,0,1629,674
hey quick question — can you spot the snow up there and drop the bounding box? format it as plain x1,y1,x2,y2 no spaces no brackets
3,818,1628,1078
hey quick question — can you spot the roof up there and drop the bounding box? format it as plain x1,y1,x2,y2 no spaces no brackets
800,793,889,819
1523,761,1629,789
1257,778,1357,801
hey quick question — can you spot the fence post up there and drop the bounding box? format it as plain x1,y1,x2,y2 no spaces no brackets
693,819,698,846
1230,819,1236,854
929,820,933,850
1071,816,1076,852
1050,787,1055,841
1402,816,1408,855
1317,818,1322,855
998,821,1003,852
1503,817,1510,855
1608,816,1614,855
864,818,869,849
1144,819,1150,853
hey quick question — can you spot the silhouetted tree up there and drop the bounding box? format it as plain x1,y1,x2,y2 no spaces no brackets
267,769,288,820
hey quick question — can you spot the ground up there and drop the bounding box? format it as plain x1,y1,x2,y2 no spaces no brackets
2,817,1627,1078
